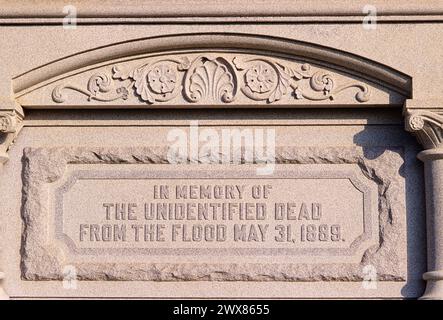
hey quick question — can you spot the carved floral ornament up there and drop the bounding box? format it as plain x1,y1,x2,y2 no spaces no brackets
51,54,372,105
405,109,443,149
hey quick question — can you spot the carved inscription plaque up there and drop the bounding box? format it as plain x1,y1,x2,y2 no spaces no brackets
56,166,373,256
21,146,406,281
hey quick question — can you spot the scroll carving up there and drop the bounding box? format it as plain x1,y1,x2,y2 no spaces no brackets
51,53,372,106
404,108,443,149
0,110,24,164
233,57,370,103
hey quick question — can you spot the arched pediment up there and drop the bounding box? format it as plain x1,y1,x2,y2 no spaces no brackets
13,33,412,108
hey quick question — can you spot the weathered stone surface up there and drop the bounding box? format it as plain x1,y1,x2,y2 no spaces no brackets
1,0,440,299
21,146,405,281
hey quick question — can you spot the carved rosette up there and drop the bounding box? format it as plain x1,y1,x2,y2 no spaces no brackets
403,104,443,299
405,109,443,149
51,53,372,105
232,56,369,103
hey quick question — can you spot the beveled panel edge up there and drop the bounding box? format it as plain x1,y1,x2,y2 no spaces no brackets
20,145,406,282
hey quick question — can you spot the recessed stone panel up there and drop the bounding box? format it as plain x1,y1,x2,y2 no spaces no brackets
21,146,405,282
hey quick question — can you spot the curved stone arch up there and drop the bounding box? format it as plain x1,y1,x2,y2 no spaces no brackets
12,33,412,108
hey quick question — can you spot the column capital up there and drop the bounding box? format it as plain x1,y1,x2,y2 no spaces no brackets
0,100,20,300
0,102,24,165
403,99,443,299
404,99,443,150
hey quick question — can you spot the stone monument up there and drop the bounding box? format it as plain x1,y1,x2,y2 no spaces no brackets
0,0,442,299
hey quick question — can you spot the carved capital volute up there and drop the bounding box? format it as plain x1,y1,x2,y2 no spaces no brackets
0,101,24,165
0,111,21,133
404,100,443,150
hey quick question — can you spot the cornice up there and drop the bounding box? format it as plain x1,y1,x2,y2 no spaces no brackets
1,0,443,24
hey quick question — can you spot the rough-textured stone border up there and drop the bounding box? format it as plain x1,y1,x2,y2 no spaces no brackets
20,146,406,281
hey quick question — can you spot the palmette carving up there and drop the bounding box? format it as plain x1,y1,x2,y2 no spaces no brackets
51,53,371,105
184,56,237,103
